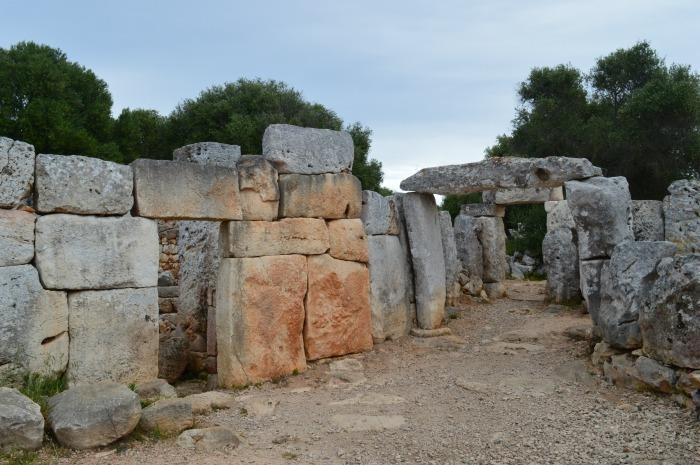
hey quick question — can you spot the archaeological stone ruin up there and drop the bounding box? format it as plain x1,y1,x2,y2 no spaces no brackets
1,127,699,452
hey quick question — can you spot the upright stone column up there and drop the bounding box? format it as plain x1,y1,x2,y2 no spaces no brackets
438,211,461,305
453,213,483,296
542,200,581,304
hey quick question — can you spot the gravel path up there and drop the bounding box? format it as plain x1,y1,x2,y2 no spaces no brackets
33,281,700,465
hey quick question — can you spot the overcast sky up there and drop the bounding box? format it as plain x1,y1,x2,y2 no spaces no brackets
2,0,699,190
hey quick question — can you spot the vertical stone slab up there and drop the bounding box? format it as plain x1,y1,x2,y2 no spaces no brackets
631,200,664,241
67,288,158,385
402,193,446,329
544,200,575,232
454,214,483,289
217,256,307,387
304,254,373,360
0,137,35,208
663,179,700,253
579,259,608,323
476,216,507,284
438,211,461,304
361,190,400,235
542,228,580,304
178,221,220,328
391,194,416,304
0,210,35,267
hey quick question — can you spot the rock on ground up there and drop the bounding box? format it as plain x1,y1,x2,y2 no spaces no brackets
0,209,35,267
663,179,700,253
184,391,236,415
220,218,329,258
328,219,369,262
172,142,241,167
0,137,35,208
47,383,141,449
542,228,580,304
177,427,239,451
632,200,664,241
361,190,400,235
278,173,362,219
0,388,44,451
139,399,193,435
134,379,177,404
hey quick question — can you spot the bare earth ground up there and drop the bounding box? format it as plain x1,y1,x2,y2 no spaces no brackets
30,281,700,465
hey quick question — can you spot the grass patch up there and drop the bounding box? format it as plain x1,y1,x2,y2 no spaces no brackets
19,373,66,415
0,450,40,465
282,452,298,460
523,271,546,281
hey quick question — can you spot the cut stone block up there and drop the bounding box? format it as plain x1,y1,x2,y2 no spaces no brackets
217,256,307,387
632,200,664,241
545,200,575,232
35,154,133,215
67,287,158,385
35,214,158,290
328,219,368,262
173,142,241,167
237,155,279,221
476,217,507,283
579,259,608,322
403,193,446,329
132,159,242,220
400,156,602,195
0,265,68,377
278,173,362,219
178,221,219,324
663,179,700,253
304,254,373,360
0,137,35,208
262,124,353,174
361,190,400,235
0,210,35,267
542,228,580,304
454,214,483,283
459,203,505,218
492,186,563,205
220,218,329,258
439,211,461,303
391,194,416,303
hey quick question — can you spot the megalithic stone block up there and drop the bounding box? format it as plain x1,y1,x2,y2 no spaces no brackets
454,214,483,283
631,200,664,242
327,219,368,262
278,173,362,219
173,142,241,167
663,179,700,253
491,186,564,205
438,211,461,302
0,210,35,267
237,155,279,221
0,137,35,208
219,218,329,258
476,216,507,283
361,190,400,235
542,228,580,304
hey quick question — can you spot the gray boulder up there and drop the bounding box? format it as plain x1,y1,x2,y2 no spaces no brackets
459,203,504,218
634,356,676,393
177,427,240,451
35,154,133,215
542,228,580,304
400,156,602,195
663,179,700,253
544,200,575,232
598,241,676,349
0,137,35,208
134,379,177,404
0,388,44,451
139,398,193,435
632,200,664,241
0,209,35,267
454,214,483,283
476,217,507,283
47,383,141,449
173,142,241,167
639,253,700,368
262,124,353,174
579,259,607,321
361,190,400,235
565,176,633,260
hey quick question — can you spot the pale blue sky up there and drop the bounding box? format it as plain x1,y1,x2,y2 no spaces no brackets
2,0,699,190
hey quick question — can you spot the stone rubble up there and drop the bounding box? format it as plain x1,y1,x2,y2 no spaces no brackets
0,387,44,451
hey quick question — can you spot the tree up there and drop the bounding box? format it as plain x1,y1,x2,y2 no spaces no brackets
0,42,118,159
114,108,168,162
346,123,391,194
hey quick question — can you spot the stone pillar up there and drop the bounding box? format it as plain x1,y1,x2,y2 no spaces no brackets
542,200,581,304
438,211,462,306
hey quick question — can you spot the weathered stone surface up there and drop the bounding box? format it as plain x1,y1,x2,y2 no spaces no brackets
0,388,44,451
217,256,307,387
663,179,700,253
603,354,648,392
139,399,193,435
639,253,700,368
483,282,506,299
634,356,676,393
544,200,575,232
476,217,507,283
579,259,607,320
177,427,239,451
262,124,353,174
134,379,177,404
632,200,664,241
677,371,700,396
328,219,368,262
0,210,35,267
173,142,241,167
0,364,24,389
220,219,329,258
158,286,178,298
0,265,68,377
304,254,373,360
184,391,235,414
35,154,133,215
402,193,446,329
67,288,158,385
400,156,602,195
35,214,158,290
565,177,633,260
459,203,505,218
454,214,483,283
492,186,563,205
132,159,242,220
278,173,362,219
598,241,676,349
591,342,623,369
391,194,416,303
178,221,219,324
542,228,580,304
158,328,189,384
367,236,413,342
439,211,461,303
0,137,35,208
361,190,399,235
47,383,141,449
237,155,279,221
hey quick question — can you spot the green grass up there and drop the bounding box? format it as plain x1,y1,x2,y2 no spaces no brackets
282,452,298,460
523,271,546,281
0,451,40,465
19,373,66,416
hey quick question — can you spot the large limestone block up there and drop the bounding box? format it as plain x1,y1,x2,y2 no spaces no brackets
400,156,602,195
493,186,563,205
579,259,607,321
476,217,507,283
565,177,633,260
220,218,329,258
402,193,446,329
67,288,158,385
542,228,580,304
0,388,44,451
454,214,483,282
0,210,35,266
278,173,362,219
663,179,700,253
639,253,700,368
173,142,241,167
178,221,219,322
304,254,373,360
35,214,158,290
328,219,368,262
217,256,307,387
439,211,461,301
35,154,133,215
262,124,353,174
0,265,68,377
132,159,242,220
367,235,413,342
544,200,575,232
0,137,35,208
632,200,664,241
459,203,505,218
361,190,399,235
47,383,141,449
598,241,677,349
237,155,279,221
391,194,416,303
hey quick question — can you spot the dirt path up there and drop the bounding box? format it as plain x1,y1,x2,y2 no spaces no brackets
43,281,700,465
